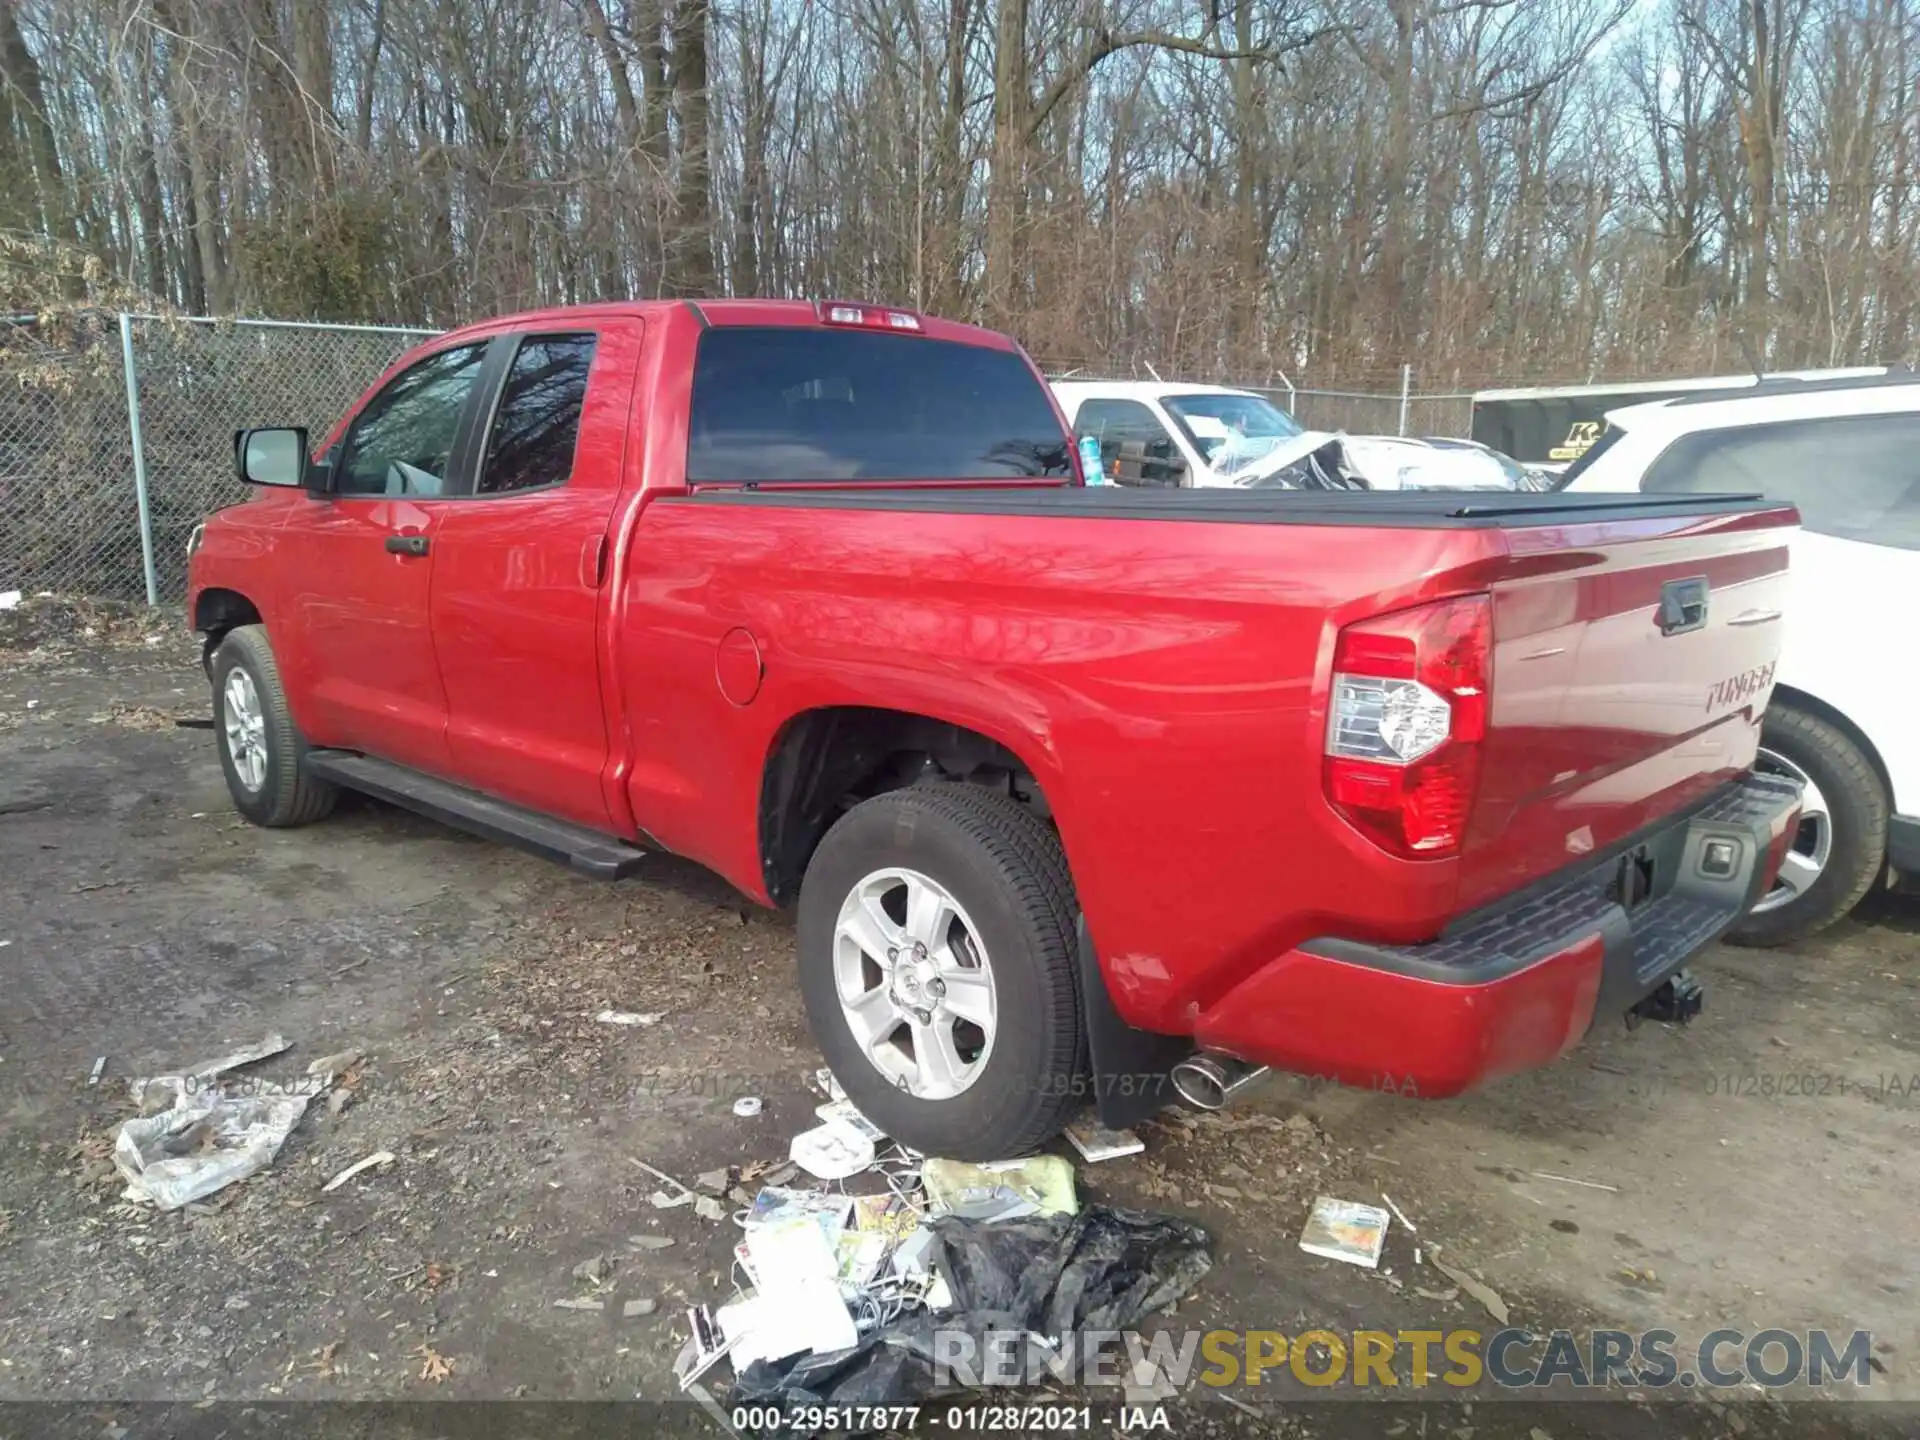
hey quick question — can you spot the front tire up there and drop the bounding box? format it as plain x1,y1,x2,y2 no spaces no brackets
1728,705,1887,947
211,624,337,829
796,784,1084,1159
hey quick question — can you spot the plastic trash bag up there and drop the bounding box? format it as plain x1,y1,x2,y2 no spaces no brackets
732,1205,1210,1434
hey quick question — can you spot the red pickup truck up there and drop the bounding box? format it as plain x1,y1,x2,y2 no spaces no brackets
187,299,1803,1158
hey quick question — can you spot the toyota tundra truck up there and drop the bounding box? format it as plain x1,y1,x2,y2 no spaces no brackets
186,299,1803,1159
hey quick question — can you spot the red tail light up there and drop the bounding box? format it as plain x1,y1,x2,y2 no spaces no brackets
1323,595,1491,858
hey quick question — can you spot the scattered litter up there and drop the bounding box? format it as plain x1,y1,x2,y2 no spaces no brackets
923,1155,1077,1220
114,1034,318,1210
744,1186,854,1234
595,1010,663,1027
814,1097,887,1142
1414,1285,1459,1302
553,1297,605,1312
789,1118,876,1180
734,1206,1210,1413
1528,1171,1620,1193
694,1196,727,1222
1299,1197,1390,1268
722,1215,862,1367
1064,1122,1145,1163
695,1167,732,1195
1123,1355,1179,1404
1380,1192,1417,1232
1430,1254,1510,1324
320,1150,395,1194
305,1048,362,1076
572,1254,612,1285
0,591,19,610
627,1235,676,1252
116,1091,313,1211
809,1067,845,1101
128,1032,291,1112
87,1056,106,1087
675,1305,732,1389
732,1096,763,1118
623,1298,657,1318
630,1156,699,1207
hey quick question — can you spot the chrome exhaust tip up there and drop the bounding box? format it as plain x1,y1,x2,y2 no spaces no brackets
1170,1053,1272,1111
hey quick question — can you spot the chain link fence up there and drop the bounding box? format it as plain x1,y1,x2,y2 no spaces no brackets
127,317,436,600
0,317,148,604
3,315,1482,606
0,314,434,605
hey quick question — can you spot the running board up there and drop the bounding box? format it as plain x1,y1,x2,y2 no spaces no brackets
304,751,647,880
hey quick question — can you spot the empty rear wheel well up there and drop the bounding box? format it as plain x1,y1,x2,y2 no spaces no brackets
758,707,1052,905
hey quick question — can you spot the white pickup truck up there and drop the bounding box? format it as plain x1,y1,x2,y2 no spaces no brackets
1560,372,1920,941
1050,380,1533,490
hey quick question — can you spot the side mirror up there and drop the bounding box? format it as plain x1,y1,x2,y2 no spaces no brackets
235,427,311,488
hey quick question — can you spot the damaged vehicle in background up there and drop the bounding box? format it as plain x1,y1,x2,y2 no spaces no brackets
189,299,1802,1160
1050,379,1543,490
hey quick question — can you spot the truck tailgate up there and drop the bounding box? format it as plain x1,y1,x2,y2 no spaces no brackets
1461,504,1796,911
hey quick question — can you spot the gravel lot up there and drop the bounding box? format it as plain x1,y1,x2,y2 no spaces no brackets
0,599,1912,1439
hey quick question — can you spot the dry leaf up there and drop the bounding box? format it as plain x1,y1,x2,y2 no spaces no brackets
414,1345,452,1383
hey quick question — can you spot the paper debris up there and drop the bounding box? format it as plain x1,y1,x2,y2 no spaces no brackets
1380,1193,1417,1232
1299,1197,1390,1268
553,1297,605,1312
115,1091,312,1211
1064,1122,1145,1163
128,1033,291,1112
789,1119,876,1180
321,1150,395,1193
814,1098,887,1142
923,1155,1077,1219
596,1010,663,1027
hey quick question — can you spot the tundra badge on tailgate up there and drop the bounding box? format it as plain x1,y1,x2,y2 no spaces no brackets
1706,661,1777,714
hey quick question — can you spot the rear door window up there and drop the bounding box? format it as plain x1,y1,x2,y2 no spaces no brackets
478,333,598,495
1643,412,1920,550
686,327,1070,482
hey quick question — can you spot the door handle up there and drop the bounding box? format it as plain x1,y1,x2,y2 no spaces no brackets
385,533,429,557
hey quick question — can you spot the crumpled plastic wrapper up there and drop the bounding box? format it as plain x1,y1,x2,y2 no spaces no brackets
112,1033,327,1210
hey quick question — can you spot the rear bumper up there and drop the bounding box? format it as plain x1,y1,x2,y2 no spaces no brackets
1192,771,1803,1098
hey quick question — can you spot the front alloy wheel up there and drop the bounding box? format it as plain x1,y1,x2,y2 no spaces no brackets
223,667,269,793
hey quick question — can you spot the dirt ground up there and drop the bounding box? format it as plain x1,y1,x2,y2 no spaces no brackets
0,600,1913,1440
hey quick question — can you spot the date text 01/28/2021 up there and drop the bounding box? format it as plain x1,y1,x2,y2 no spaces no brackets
728,1405,1137,1433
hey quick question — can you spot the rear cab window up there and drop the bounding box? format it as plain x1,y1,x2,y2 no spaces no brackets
1643,413,1920,549
686,327,1071,482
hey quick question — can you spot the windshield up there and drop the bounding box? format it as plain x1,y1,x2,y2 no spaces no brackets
1163,392,1303,475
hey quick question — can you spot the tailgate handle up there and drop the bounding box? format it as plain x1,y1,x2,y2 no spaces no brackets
1657,576,1709,636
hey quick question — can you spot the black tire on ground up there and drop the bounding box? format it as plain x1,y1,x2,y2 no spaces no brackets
795,783,1085,1160
210,624,338,829
1728,704,1887,948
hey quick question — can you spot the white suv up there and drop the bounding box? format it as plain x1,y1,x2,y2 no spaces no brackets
1562,373,1920,943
